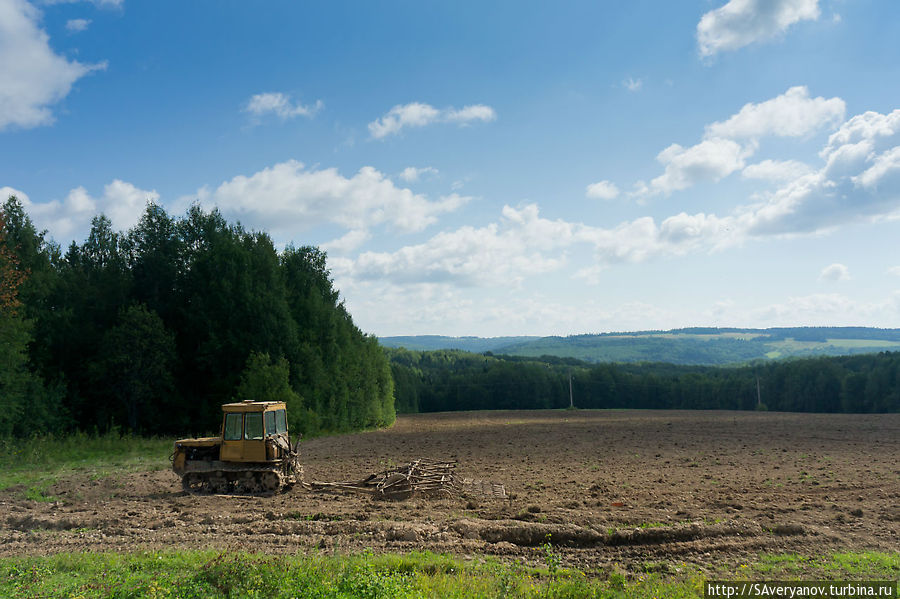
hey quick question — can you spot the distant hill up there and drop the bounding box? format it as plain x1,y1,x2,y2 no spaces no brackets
379,335,538,353
380,327,900,365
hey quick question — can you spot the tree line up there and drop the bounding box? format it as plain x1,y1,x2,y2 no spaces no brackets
388,348,900,414
0,196,394,438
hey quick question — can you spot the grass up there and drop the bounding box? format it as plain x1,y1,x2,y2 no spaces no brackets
752,551,900,579
0,431,173,501
0,549,695,599
1,549,897,599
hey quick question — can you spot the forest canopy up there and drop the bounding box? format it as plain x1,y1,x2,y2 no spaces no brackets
0,196,394,437
388,348,900,415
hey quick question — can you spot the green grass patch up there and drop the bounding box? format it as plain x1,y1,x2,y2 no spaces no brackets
0,431,174,500
752,551,900,579
0,549,700,599
1,549,897,599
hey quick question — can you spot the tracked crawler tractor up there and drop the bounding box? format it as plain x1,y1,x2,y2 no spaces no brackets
172,400,302,494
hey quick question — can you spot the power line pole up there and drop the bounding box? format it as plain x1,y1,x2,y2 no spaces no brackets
568,372,574,409
756,375,762,408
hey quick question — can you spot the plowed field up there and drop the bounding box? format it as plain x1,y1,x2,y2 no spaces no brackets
2,410,898,572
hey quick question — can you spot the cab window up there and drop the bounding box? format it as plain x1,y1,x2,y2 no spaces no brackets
275,409,287,434
264,411,276,436
244,412,263,440
224,413,242,441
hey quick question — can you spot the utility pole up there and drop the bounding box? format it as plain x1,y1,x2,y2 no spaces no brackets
756,375,762,408
568,372,574,409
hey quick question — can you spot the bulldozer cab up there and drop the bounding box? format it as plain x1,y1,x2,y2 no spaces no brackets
220,400,289,462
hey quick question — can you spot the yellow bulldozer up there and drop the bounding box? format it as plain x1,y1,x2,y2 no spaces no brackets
172,400,302,494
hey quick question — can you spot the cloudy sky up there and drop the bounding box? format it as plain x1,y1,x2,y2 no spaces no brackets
2,0,899,337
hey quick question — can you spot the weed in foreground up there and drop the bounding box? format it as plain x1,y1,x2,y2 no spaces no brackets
1,549,897,599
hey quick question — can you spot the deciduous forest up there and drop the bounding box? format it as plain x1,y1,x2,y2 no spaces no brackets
389,348,900,414
0,197,394,438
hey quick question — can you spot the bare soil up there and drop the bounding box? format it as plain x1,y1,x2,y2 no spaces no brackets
2,410,899,573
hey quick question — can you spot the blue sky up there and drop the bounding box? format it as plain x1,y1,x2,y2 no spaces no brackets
2,0,899,336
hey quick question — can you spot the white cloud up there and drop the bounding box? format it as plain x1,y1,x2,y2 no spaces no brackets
0,0,106,131
368,102,496,139
741,108,900,235
244,92,322,120
189,160,469,238
1,186,29,203
23,179,158,241
41,0,123,7
888,266,900,277
65,18,90,32
399,166,438,183
636,87,844,198
585,180,620,200
341,104,900,290
742,159,813,181
749,293,897,326
368,103,438,139
321,229,371,254
705,86,845,140
623,77,642,92
820,110,900,179
334,203,739,289
444,104,496,124
337,96,900,295
697,0,820,57
645,137,749,195
334,206,567,287
819,263,850,281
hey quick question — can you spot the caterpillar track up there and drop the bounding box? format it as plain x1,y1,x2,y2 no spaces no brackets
172,400,303,495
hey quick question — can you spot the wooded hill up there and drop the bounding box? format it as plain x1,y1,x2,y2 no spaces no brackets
0,196,394,438
381,328,900,365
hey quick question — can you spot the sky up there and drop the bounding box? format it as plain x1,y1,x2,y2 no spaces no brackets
1,0,899,337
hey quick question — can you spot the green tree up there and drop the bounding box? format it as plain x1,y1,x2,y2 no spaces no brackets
91,304,177,432
235,351,302,406
0,206,64,436
0,211,30,434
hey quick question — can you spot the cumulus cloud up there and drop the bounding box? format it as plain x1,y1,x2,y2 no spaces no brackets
22,180,158,241
697,0,820,57
705,86,845,140
368,102,496,139
339,104,900,290
819,263,850,281
65,18,90,32
333,205,568,287
333,203,740,289
0,0,106,131
646,138,749,195
585,180,620,200
1,185,29,203
636,87,844,198
399,166,438,183
244,92,322,120
742,159,813,181
186,160,468,238
741,108,900,235
321,229,371,254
